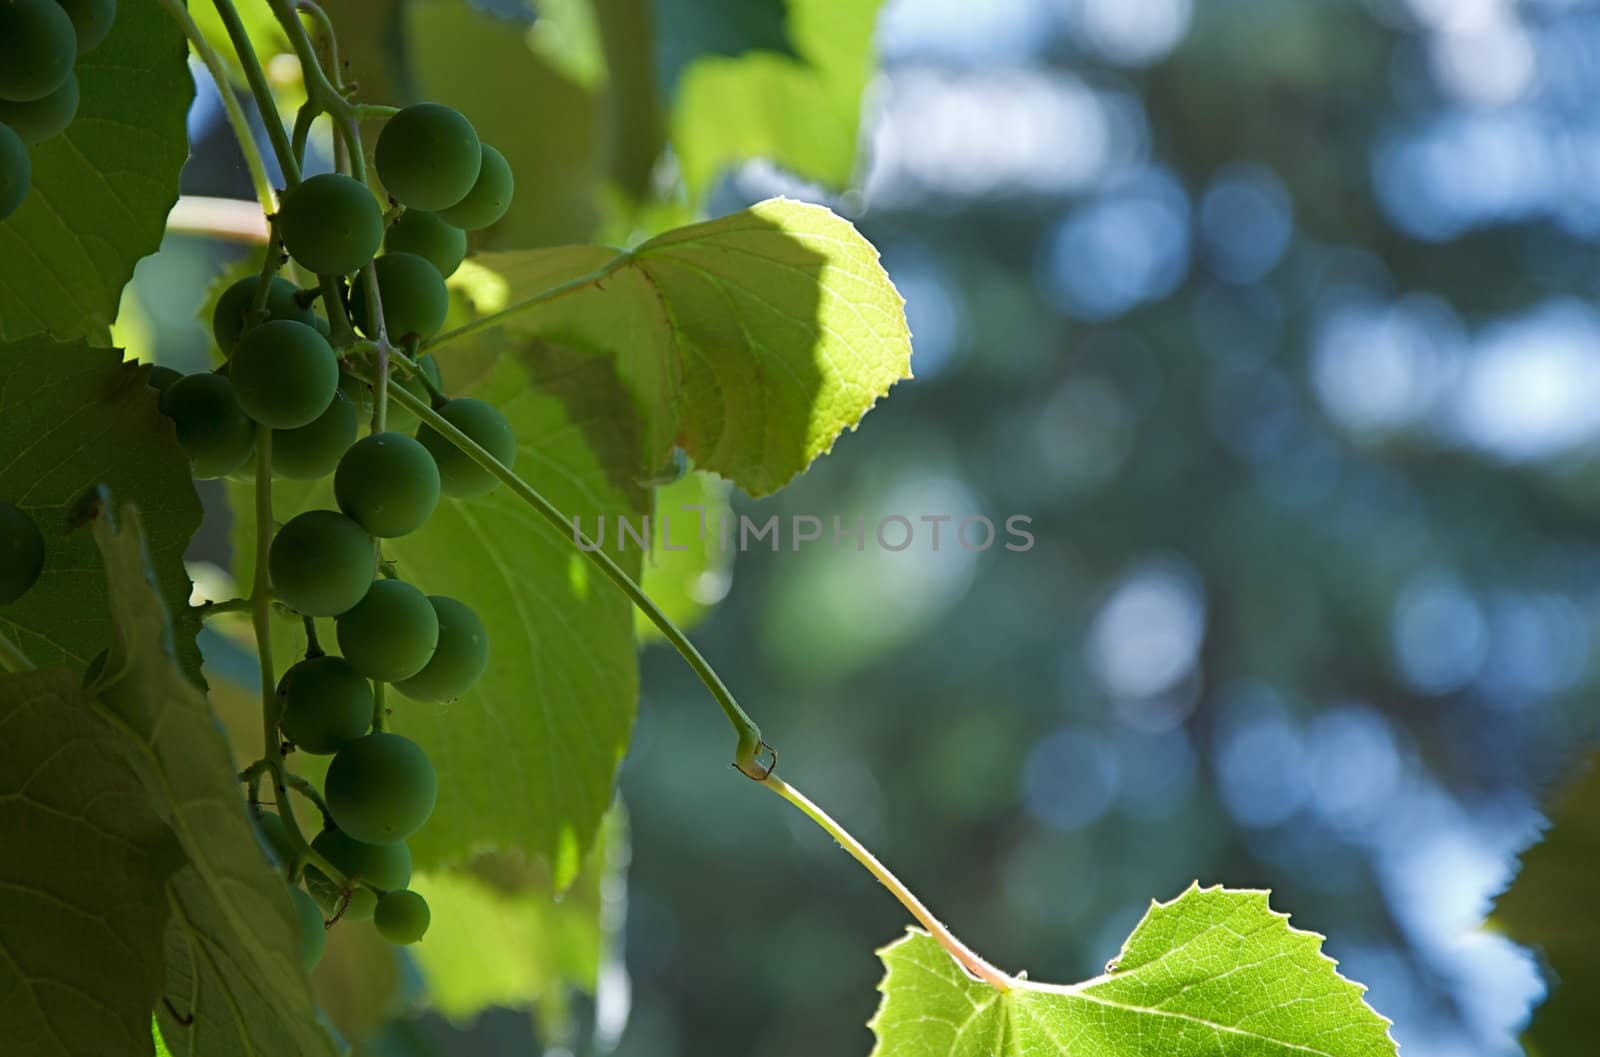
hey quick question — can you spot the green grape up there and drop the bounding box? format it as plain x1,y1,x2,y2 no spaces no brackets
277,655,373,755
334,432,440,538
385,210,467,278
415,398,517,498
212,274,317,354
350,253,449,342
0,500,45,605
158,373,255,479
438,145,514,231
274,389,358,480
336,579,439,682
145,363,182,392
0,122,31,221
0,71,76,144
384,354,443,431
375,103,482,211
290,885,326,970
279,172,384,276
55,0,115,54
324,732,437,845
231,319,339,429
304,827,412,921
374,889,430,945
251,809,295,869
0,0,75,103
268,510,374,617
393,595,487,702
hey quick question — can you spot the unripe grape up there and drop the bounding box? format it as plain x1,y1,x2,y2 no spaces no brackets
375,103,481,211
251,809,295,869
55,0,115,55
335,579,439,682
277,655,373,755
290,885,326,970
274,389,358,480
415,398,516,498
232,319,339,429
304,827,412,921
374,889,430,945
158,373,255,479
382,354,443,432
0,500,45,605
350,252,449,342
268,510,374,617
0,0,75,102
438,145,513,231
393,595,487,702
385,210,467,278
212,275,317,354
279,172,384,276
0,71,76,144
324,732,437,845
334,432,440,538
0,122,31,220
145,364,182,393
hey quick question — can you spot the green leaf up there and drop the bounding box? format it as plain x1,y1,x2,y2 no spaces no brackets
472,197,912,496
232,350,647,881
667,0,884,200
0,339,202,681
0,667,174,1057
410,806,628,1041
1495,755,1600,1055
84,504,340,1057
407,0,602,248
637,470,732,639
651,0,792,90
871,885,1396,1057
0,0,192,342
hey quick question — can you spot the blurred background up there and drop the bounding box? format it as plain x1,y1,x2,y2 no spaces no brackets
136,0,1600,1054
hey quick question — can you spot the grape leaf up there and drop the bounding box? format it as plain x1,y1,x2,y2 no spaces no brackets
410,806,628,1041
0,339,203,682
636,470,733,639
651,0,792,92
470,197,912,496
232,349,647,882
667,0,884,200
0,668,175,1057
1495,754,1600,1055
0,0,192,342
871,885,1396,1057
83,503,340,1057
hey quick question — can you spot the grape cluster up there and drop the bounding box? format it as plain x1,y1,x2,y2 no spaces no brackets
0,0,115,220
154,101,518,960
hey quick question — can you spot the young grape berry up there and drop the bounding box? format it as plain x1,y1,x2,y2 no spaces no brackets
278,172,385,276
385,210,467,279
277,654,373,755
250,809,296,870
273,389,358,480
56,0,116,55
0,122,32,221
0,500,46,605
324,732,438,845
267,510,374,617
336,579,440,683
438,144,514,231
212,275,318,354
416,398,518,498
350,252,449,342
290,886,326,970
0,72,78,145
0,0,77,104
334,432,441,538
374,889,430,945
231,319,340,429
159,372,255,479
375,103,482,212
304,827,412,922
393,595,488,702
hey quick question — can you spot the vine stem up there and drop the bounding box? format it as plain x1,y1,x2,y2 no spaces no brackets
422,255,633,353
762,775,1015,991
359,366,771,777
0,631,35,673
208,0,301,187
154,0,276,211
